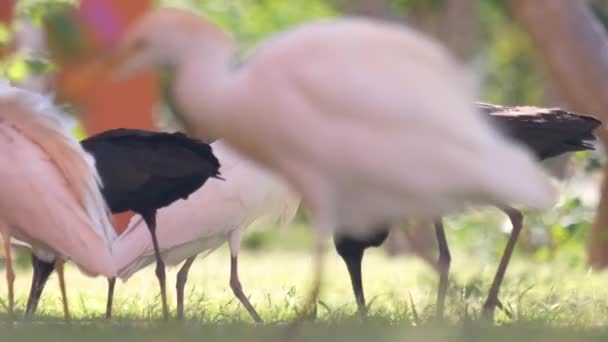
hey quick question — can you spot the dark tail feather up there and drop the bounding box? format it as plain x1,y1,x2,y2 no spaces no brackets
477,102,602,160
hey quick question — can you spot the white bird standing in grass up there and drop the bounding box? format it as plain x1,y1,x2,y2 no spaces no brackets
0,80,116,318
111,140,299,320
83,8,554,314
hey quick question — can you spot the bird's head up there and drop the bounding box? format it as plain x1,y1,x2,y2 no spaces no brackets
106,8,199,78
106,8,231,80
61,8,233,98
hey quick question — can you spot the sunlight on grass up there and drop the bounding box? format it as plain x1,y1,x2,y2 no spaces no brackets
2,239,608,326
2,243,608,341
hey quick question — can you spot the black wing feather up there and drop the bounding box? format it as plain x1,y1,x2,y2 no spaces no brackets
478,102,602,160
80,128,221,213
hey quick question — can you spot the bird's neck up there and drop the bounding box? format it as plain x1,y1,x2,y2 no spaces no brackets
171,41,240,143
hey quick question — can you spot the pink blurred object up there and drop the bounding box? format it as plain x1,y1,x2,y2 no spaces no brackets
0,81,116,317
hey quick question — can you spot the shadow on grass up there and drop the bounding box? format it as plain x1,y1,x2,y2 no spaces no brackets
1,317,608,342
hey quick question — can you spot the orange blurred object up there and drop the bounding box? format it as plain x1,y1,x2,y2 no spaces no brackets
0,0,14,24
53,0,158,233
112,212,135,233
0,0,15,59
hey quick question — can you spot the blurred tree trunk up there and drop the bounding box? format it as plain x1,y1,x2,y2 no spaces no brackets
507,0,608,269
438,0,478,62
0,0,15,59
405,1,441,35
404,0,479,63
0,0,13,23
333,0,391,18
336,0,478,61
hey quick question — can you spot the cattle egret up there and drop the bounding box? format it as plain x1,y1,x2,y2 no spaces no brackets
24,128,222,320
335,103,601,318
110,140,299,320
0,80,116,318
95,8,555,314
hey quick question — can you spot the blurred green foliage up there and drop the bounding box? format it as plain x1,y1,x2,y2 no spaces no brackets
159,0,335,48
7,0,547,103
479,2,544,106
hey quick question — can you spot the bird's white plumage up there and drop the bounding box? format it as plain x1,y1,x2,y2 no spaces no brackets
168,17,554,237
0,79,76,131
111,140,300,280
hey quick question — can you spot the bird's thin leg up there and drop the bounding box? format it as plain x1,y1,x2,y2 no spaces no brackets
434,219,451,319
54,259,70,320
333,237,367,316
3,236,15,318
176,256,196,320
482,206,523,320
25,254,55,318
345,253,366,316
105,278,116,319
26,254,41,317
285,235,327,342
284,217,330,341
143,211,169,320
286,234,328,338
301,234,327,320
229,254,263,323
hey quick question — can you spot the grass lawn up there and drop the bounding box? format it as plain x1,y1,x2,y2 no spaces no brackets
1,221,608,341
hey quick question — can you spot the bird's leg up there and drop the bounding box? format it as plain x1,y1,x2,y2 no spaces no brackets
225,229,262,323
25,254,55,318
333,236,367,316
301,234,327,320
3,236,15,318
105,277,116,319
434,219,451,319
345,252,366,316
229,254,263,323
26,254,41,318
54,259,70,320
176,256,196,320
284,217,330,341
482,206,523,320
143,211,169,320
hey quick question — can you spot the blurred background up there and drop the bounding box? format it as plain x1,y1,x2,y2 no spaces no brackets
0,0,607,326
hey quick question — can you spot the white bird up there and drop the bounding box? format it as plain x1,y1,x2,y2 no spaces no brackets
84,8,554,313
111,140,300,321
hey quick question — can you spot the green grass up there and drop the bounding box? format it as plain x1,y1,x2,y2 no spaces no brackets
1,220,608,341
4,321,608,342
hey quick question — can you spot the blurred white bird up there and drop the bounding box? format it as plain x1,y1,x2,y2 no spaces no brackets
0,80,116,318
111,140,300,321
84,8,554,314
